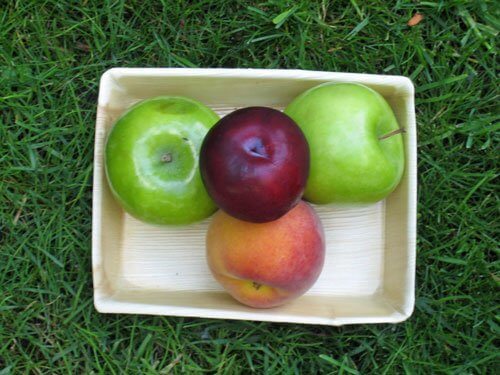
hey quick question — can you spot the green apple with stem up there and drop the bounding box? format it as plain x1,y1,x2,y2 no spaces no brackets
284,83,405,204
105,96,219,225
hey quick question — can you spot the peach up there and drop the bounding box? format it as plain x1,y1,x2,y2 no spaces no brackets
206,201,325,308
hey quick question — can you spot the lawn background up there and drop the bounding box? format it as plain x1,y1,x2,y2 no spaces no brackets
1,0,498,373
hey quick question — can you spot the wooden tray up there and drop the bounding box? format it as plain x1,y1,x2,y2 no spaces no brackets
92,68,417,325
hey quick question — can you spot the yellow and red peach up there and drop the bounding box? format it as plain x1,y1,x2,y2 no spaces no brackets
206,201,325,308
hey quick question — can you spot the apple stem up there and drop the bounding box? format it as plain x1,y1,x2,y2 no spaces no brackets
379,128,406,140
161,153,173,163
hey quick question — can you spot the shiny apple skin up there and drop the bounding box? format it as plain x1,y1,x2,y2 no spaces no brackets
105,96,219,225
200,107,310,223
284,83,405,204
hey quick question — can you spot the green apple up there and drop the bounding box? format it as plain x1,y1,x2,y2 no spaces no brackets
284,83,404,204
105,96,219,225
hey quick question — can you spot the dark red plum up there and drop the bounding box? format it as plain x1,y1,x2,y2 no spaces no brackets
200,107,310,223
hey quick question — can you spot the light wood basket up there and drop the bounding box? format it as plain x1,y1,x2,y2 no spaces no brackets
92,68,417,325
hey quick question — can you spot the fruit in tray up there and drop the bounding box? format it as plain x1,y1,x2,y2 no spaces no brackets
200,106,310,223
105,96,219,225
104,81,406,310
206,201,325,308
285,82,405,204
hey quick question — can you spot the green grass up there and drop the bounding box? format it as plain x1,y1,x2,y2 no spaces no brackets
1,0,498,373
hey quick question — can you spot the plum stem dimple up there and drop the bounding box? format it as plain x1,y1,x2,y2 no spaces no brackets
246,139,268,158
379,127,406,140
161,153,173,163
